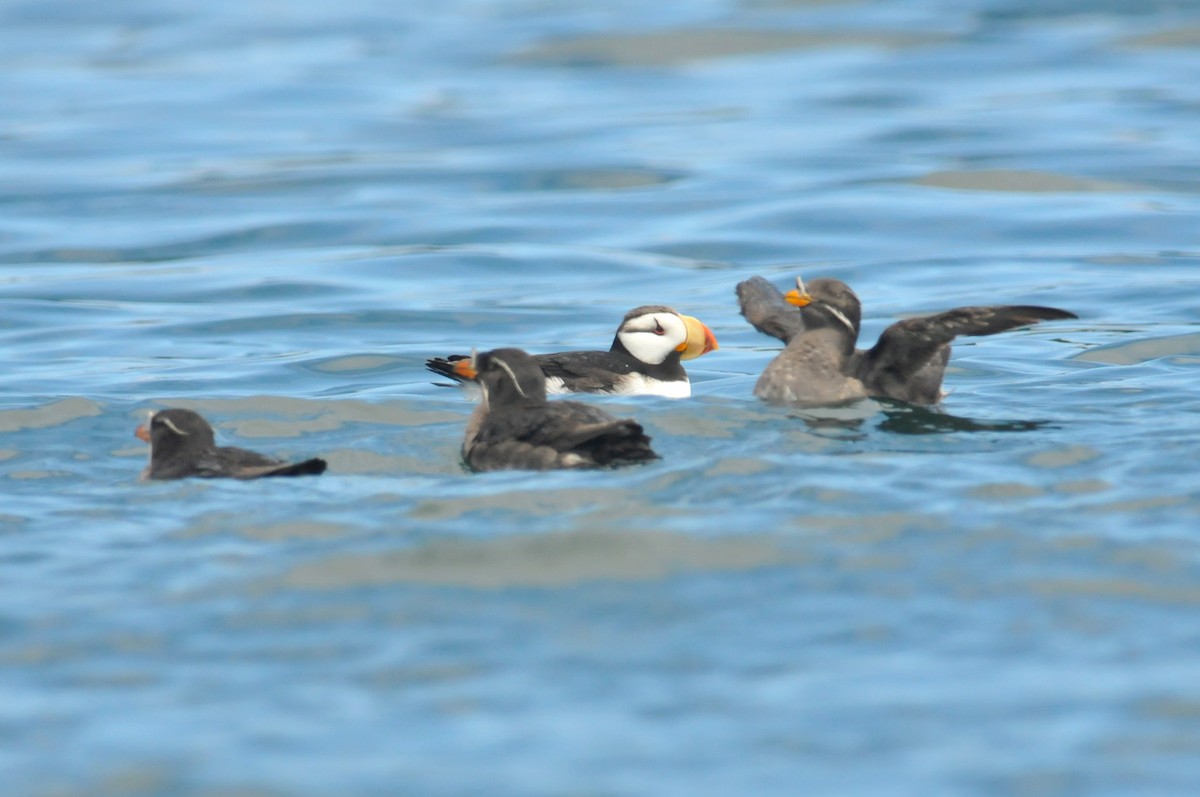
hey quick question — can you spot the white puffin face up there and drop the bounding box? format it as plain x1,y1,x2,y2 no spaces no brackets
617,311,687,365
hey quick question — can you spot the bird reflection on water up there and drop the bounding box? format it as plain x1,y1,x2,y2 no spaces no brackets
786,400,1051,436
876,401,1051,435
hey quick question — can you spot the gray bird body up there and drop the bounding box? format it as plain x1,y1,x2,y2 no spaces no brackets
738,276,1077,405
457,348,660,472
138,408,327,480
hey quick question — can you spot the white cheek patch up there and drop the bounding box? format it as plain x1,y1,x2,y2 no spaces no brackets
619,332,672,365
618,314,687,365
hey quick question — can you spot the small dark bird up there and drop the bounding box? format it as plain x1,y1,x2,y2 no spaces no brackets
737,275,1077,405
451,347,660,472
427,306,717,397
135,408,327,480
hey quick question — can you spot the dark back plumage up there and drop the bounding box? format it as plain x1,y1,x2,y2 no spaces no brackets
458,347,660,471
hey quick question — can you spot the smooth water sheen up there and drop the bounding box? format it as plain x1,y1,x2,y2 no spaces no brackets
3,1,1200,795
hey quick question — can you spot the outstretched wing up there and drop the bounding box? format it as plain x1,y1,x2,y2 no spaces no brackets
736,276,806,343
860,305,1076,401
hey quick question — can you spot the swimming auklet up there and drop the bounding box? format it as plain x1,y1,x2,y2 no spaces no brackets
451,347,660,472
135,408,328,480
427,306,718,398
737,275,1077,405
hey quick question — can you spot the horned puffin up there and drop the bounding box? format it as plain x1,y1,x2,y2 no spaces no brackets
427,305,717,398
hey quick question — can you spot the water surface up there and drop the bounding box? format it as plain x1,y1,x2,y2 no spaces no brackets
3,1,1200,795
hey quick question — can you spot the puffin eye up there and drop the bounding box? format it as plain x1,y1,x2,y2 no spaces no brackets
652,321,665,335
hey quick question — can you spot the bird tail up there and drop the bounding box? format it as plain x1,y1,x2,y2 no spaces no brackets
574,420,660,467
262,458,328,477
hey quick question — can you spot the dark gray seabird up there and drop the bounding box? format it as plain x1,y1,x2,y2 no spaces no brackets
135,408,327,480
452,347,660,472
427,306,717,398
737,276,1077,405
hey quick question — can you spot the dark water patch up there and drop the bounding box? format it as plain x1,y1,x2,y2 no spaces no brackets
1121,26,1200,48
135,397,461,432
319,448,453,477
0,221,383,265
514,28,946,67
0,398,103,432
1026,445,1101,469
876,403,1055,435
497,166,686,192
271,530,794,591
168,162,685,196
1072,331,1200,365
302,354,405,374
1025,574,1200,606
911,169,1143,193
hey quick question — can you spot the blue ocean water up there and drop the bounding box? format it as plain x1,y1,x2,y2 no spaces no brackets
2,0,1200,795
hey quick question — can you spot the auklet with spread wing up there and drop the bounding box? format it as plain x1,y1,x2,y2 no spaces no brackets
737,275,1077,405
451,347,660,472
427,306,717,398
135,408,327,480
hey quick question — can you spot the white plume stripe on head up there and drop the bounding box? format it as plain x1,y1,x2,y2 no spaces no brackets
490,356,528,398
159,415,190,436
618,312,686,365
825,305,856,337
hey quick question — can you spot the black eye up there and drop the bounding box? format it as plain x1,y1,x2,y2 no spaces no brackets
653,321,665,335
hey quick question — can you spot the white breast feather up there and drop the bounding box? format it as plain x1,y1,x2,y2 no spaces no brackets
614,373,691,398
547,372,690,398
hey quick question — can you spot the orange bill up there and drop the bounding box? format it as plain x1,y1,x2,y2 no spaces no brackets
452,359,479,380
784,289,812,308
135,424,150,443
679,315,718,360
